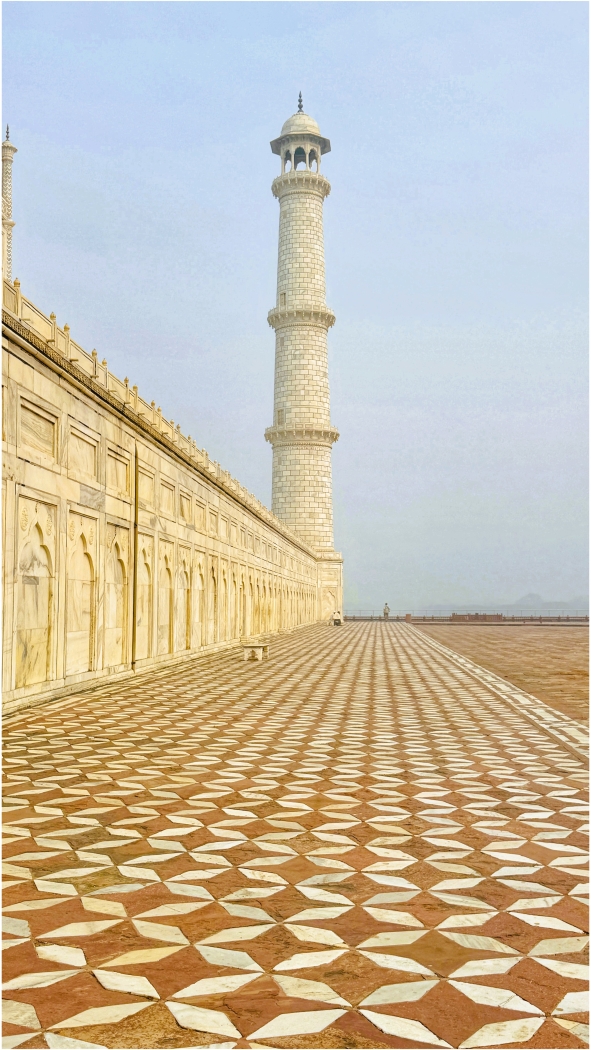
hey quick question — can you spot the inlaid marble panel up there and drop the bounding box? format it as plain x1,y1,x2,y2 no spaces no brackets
138,468,154,507
69,428,97,480
20,400,55,457
106,450,129,496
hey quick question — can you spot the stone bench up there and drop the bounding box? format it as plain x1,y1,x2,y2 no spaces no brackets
241,638,270,662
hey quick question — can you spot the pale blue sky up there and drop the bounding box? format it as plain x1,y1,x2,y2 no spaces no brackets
3,1,588,609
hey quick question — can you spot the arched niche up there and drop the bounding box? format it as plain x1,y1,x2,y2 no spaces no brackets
16,521,53,688
136,541,153,661
294,146,307,170
219,572,228,642
176,559,190,652
208,566,218,644
105,531,128,668
193,559,205,649
66,528,95,676
158,549,174,655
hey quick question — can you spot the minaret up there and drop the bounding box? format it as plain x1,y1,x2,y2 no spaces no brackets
2,126,17,282
265,96,343,619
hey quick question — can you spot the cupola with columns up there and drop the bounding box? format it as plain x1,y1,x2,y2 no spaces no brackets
271,93,331,174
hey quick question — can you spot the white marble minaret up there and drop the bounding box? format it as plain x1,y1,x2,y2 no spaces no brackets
265,97,343,619
2,126,17,282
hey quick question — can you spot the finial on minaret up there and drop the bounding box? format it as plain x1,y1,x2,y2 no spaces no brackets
5,125,9,141
298,92,303,112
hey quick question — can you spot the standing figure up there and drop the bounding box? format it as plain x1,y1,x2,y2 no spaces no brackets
383,603,390,620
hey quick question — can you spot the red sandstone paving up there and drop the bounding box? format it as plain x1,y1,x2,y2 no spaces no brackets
3,622,588,1048
416,625,589,724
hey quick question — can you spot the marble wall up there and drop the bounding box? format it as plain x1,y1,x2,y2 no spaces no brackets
3,299,322,715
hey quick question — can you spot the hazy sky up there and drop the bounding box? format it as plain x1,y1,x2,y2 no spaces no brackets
4,2,588,609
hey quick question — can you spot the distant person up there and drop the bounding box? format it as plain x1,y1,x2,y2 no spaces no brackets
333,610,342,626
383,603,390,620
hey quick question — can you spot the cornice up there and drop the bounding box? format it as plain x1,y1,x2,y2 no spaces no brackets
270,132,331,157
316,550,344,564
272,171,331,200
2,309,319,562
264,424,339,446
267,305,335,330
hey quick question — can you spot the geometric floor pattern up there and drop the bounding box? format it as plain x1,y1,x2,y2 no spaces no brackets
3,622,588,1050
412,628,588,761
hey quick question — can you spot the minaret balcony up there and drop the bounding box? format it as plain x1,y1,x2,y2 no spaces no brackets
272,171,331,200
267,304,335,330
264,424,339,446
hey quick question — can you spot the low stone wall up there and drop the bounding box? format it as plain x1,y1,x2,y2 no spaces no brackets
2,282,325,715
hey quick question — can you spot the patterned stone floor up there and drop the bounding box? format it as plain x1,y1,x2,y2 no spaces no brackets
3,623,588,1050
416,627,589,725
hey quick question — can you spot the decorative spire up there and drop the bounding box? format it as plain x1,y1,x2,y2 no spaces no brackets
298,92,303,113
5,125,9,141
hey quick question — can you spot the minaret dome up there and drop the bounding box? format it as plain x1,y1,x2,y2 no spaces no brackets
271,103,331,175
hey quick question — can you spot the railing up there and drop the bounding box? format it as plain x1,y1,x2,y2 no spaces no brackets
345,612,589,623
2,278,317,559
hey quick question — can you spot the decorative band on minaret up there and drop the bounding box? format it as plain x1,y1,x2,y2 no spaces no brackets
265,100,343,619
2,126,17,283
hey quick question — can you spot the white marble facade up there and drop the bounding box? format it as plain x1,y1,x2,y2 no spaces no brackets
2,284,322,715
2,107,344,714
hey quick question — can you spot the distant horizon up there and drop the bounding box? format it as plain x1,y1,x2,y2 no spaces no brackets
346,592,590,613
